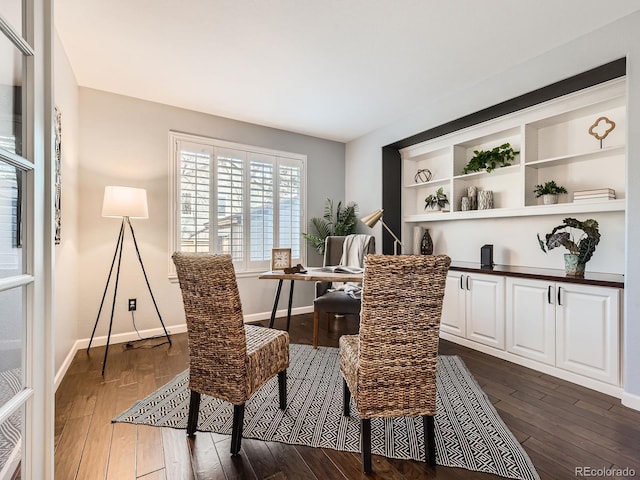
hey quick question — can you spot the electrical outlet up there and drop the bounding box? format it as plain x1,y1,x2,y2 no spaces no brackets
128,298,137,311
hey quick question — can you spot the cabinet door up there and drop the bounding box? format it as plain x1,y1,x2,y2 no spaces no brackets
441,272,466,337
556,284,620,385
466,273,505,349
506,278,555,365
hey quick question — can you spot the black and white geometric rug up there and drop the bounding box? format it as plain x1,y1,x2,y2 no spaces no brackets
114,344,539,480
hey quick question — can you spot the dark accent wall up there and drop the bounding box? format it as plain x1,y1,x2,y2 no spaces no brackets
380,58,626,254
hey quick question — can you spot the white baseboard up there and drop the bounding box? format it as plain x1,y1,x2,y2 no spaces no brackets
622,391,640,411
54,306,314,390
243,305,313,323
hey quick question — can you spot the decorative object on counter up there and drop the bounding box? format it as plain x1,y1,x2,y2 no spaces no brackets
302,198,358,255
424,187,449,211
420,229,434,255
361,209,402,255
588,116,616,149
573,188,616,202
537,217,600,276
481,244,494,268
414,168,433,184
467,186,477,209
412,226,424,255
477,190,493,210
533,180,568,205
460,196,471,211
271,248,292,270
462,143,519,174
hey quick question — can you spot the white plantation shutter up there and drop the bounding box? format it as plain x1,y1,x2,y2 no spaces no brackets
170,133,306,274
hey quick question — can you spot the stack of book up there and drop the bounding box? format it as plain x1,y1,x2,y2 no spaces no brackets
573,188,616,202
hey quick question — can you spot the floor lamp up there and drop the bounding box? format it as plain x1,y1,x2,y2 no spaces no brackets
361,208,403,255
87,186,172,375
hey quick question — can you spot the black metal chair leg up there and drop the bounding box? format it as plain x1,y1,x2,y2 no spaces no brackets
278,370,287,410
361,418,372,474
343,379,351,416
187,391,201,437
424,415,436,466
230,404,245,456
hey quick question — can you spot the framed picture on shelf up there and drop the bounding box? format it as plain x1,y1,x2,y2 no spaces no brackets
271,248,292,270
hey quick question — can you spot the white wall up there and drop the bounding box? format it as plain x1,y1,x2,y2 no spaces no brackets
53,31,80,374
76,88,345,341
346,12,640,406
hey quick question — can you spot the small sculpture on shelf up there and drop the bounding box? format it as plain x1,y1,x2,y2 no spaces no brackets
414,168,432,184
588,116,616,149
533,180,568,205
424,187,449,211
537,217,600,276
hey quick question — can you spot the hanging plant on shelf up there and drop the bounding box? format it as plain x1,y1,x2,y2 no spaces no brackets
424,187,449,210
462,143,519,174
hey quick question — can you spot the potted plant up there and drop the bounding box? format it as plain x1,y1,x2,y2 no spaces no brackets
533,180,568,205
462,143,519,174
537,217,600,276
302,199,358,254
424,187,449,211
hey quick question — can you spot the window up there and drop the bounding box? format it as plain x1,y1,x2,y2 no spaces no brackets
169,132,306,275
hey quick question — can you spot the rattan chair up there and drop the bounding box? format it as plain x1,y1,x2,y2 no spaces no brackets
313,235,375,348
339,254,451,473
172,252,289,456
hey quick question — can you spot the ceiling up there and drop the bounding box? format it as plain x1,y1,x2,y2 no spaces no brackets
54,1,640,143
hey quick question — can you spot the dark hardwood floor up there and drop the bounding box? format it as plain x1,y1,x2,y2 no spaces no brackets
55,313,640,479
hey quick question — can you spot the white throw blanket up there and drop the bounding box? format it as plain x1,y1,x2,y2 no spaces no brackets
331,234,372,298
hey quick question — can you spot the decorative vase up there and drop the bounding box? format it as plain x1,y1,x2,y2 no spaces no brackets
478,190,493,210
543,194,558,205
412,226,424,255
467,186,477,210
420,229,434,255
564,253,585,276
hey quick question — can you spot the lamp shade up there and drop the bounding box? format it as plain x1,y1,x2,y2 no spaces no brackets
360,209,384,228
102,186,149,218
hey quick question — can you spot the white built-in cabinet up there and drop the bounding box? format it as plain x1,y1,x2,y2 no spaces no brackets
401,78,626,223
506,277,619,385
442,271,622,394
442,272,505,349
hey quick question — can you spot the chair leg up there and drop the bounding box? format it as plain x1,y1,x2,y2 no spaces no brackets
313,310,320,349
343,379,351,417
187,390,201,437
278,370,287,410
423,415,436,466
230,404,245,456
361,418,372,474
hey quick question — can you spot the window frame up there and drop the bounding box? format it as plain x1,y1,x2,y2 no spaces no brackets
168,131,307,279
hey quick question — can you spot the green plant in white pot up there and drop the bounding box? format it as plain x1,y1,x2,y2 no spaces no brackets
533,180,568,205
424,187,449,211
537,218,600,276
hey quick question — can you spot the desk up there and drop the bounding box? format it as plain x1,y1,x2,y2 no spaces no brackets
258,268,363,332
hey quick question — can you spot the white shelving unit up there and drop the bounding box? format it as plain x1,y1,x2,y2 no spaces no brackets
401,78,626,223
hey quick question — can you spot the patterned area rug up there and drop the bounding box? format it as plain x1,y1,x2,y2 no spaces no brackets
0,368,22,475
114,344,539,480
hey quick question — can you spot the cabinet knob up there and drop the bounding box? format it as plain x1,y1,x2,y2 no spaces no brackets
466,276,470,290
548,285,552,304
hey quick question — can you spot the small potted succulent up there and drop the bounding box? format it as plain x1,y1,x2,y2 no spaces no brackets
533,180,568,205
537,217,600,276
424,187,449,211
